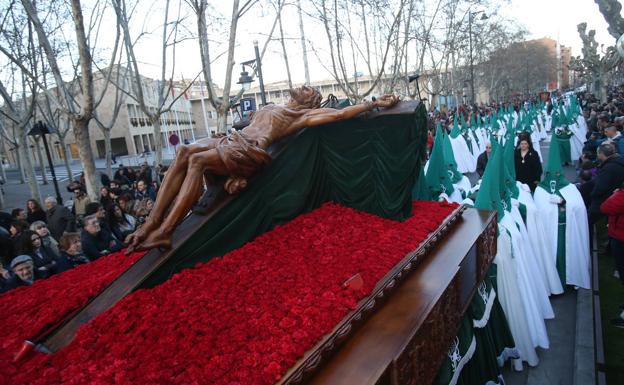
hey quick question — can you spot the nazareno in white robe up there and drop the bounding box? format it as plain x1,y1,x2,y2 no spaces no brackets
516,183,564,295
495,217,549,369
449,135,476,173
532,184,591,289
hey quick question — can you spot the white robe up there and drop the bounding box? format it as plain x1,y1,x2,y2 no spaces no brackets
559,184,591,289
449,135,476,173
516,184,564,295
533,184,591,289
503,209,555,319
567,122,584,162
495,220,546,368
576,115,588,138
499,214,551,350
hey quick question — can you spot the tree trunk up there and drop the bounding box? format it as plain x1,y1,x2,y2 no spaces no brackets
0,143,8,183
297,0,310,84
34,137,49,185
73,118,98,200
216,107,228,134
104,128,113,178
278,2,293,89
58,134,74,181
15,144,26,184
152,118,163,166
19,133,42,202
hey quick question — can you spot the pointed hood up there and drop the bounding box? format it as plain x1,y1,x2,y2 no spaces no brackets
502,132,520,198
442,124,463,184
474,143,505,221
539,132,570,192
412,164,433,200
450,114,460,138
425,124,455,198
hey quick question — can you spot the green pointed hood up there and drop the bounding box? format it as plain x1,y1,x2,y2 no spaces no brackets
502,133,520,199
412,164,433,200
539,132,570,192
442,124,463,184
426,124,455,198
474,143,505,221
450,114,460,138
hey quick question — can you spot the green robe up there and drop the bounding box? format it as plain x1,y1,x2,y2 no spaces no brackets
555,131,573,163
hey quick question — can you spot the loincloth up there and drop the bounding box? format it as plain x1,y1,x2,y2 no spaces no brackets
216,131,272,178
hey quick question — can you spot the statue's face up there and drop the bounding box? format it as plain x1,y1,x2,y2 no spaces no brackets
288,86,322,109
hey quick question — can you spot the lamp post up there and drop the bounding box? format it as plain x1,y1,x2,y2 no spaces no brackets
28,121,63,204
237,40,267,107
468,10,488,106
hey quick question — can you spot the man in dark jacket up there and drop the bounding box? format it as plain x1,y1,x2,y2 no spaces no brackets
476,142,492,177
44,197,76,241
134,180,156,201
80,214,122,260
590,143,624,251
591,143,624,216
1,255,49,292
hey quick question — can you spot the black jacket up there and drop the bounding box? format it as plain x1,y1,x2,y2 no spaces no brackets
476,151,489,177
515,149,543,192
55,251,90,273
0,269,49,293
590,155,624,216
46,205,76,241
81,228,122,260
26,209,47,224
28,245,60,273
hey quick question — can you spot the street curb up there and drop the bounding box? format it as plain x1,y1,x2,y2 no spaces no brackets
573,287,596,385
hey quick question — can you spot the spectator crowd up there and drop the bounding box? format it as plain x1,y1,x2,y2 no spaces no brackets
0,162,167,293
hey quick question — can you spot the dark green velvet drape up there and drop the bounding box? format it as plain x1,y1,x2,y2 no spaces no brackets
141,104,428,288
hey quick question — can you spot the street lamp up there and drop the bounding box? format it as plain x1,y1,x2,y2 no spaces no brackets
468,10,488,106
237,40,267,106
28,121,63,204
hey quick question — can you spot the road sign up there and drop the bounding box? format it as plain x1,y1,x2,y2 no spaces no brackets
169,133,180,146
240,97,256,113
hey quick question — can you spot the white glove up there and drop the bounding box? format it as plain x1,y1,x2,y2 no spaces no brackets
549,194,562,204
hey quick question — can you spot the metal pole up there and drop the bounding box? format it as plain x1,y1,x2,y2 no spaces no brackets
469,12,475,105
254,40,267,106
41,133,63,204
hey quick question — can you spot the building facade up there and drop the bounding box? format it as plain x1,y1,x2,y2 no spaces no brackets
1,66,198,168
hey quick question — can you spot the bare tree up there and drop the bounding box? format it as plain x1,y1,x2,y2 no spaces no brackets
0,0,122,199
112,0,198,166
309,0,406,103
0,5,43,200
570,22,621,102
189,0,260,133
275,0,293,89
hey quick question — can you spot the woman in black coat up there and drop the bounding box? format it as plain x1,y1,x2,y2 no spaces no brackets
19,229,60,275
515,139,543,192
26,199,47,224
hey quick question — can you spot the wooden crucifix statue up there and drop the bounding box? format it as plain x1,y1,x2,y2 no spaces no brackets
126,86,400,251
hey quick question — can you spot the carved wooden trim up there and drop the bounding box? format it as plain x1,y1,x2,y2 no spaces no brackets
277,205,466,385
390,276,462,385
476,212,497,283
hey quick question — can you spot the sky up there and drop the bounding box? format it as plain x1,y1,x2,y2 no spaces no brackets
504,0,615,56
153,0,620,87
41,0,622,90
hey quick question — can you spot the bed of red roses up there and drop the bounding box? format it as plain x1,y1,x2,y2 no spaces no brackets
3,201,457,385
0,251,145,378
